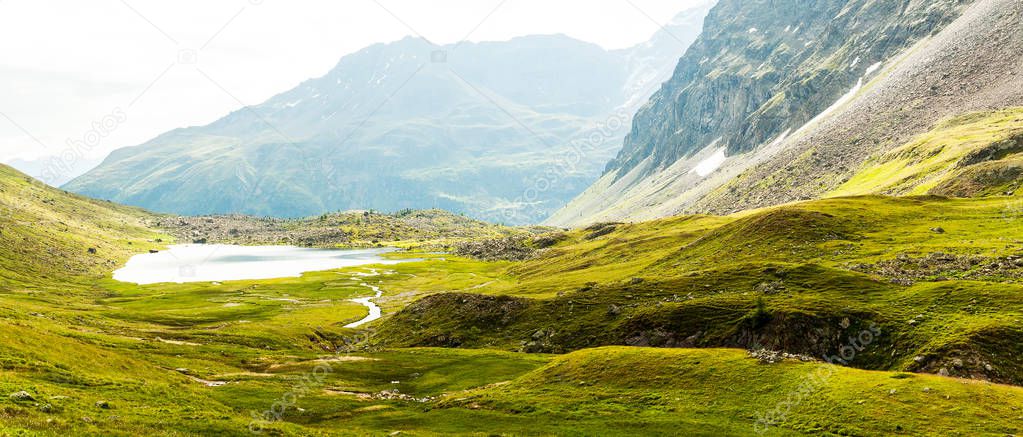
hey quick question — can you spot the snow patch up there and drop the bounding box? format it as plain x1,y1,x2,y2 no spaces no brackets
850,57,860,68
748,27,758,33
764,129,791,151
804,78,864,129
865,62,883,76
284,99,302,108
692,148,727,177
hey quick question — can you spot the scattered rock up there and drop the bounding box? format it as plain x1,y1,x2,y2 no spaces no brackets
9,391,35,402
87,247,97,254
849,252,1023,283
531,232,567,249
455,237,536,261
930,227,946,234
584,222,620,240
95,401,111,409
749,349,817,364
371,389,432,403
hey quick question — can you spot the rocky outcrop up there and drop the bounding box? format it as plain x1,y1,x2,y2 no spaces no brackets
152,209,534,248
609,0,968,176
550,0,1023,226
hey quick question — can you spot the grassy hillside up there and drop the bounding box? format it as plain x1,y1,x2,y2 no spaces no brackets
376,195,1023,384
448,347,1023,435
0,164,168,288
830,108,1023,198
5,161,1023,435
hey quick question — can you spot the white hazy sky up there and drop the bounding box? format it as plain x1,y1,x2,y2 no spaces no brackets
0,0,707,166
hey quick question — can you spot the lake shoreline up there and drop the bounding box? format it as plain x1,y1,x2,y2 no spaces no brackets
113,244,406,285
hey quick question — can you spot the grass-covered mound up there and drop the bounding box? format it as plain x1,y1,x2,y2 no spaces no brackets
445,347,1023,436
375,195,1023,384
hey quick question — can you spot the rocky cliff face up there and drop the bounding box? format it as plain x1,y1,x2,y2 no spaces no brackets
549,0,1023,226
612,0,966,174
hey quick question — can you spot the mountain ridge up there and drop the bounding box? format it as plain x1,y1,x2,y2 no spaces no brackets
548,0,1023,226
64,5,713,224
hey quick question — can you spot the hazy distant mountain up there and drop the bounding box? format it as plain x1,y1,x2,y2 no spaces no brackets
7,156,103,187
65,4,712,224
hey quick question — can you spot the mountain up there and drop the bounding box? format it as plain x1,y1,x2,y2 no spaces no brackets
6,155,104,187
547,0,1023,226
64,5,712,225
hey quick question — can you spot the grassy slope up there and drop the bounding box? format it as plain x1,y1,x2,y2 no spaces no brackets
5,162,1023,435
829,108,1023,198
450,347,1023,436
0,164,168,287
375,195,1023,383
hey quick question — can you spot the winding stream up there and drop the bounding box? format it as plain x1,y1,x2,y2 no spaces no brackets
345,282,384,328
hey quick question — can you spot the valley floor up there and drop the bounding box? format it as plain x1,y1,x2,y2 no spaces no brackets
3,157,1023,435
